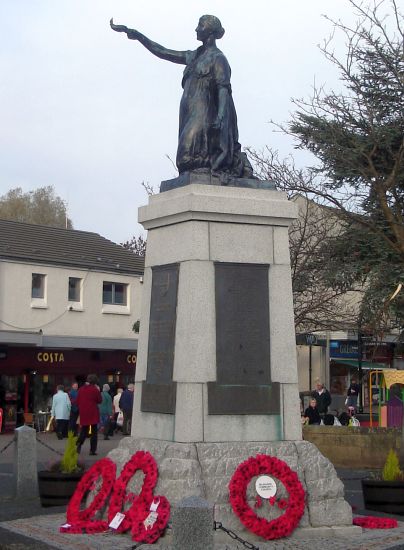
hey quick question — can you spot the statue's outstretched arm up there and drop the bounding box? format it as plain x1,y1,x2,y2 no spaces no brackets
110,19,187,65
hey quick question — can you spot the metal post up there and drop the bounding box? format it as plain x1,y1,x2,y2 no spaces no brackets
358,327,363,414
309,345,313,391
325,331,330,391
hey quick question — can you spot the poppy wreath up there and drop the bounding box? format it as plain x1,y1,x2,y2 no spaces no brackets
61,457,116,533
229,454,305,540
107,450,158,533
131,495,171,544
353,516,398,529
60,452,170,542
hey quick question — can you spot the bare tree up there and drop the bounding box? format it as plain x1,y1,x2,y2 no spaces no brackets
121,235,146,257
290,195,358,332
248,0,404,333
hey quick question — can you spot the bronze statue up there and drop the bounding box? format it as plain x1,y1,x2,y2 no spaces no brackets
110,15,253,178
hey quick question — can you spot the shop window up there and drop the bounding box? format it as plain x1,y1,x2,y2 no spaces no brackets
31,273,46,299
68,277,82,302
103,282,128,306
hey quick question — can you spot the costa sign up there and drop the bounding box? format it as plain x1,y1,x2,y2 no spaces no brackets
37,351,65,363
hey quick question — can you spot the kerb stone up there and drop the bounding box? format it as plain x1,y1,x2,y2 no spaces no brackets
13,425,39,500
171,495,214,550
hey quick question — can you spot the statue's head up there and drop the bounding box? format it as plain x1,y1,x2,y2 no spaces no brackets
196,15,225,41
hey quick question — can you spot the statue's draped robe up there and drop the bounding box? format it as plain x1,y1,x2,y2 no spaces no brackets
176,45,245,175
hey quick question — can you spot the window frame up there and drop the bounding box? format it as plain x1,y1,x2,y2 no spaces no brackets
68,277,82,303
31,273,47,308
102,281,128,306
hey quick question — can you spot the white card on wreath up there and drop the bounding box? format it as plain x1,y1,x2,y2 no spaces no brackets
109,512,125,529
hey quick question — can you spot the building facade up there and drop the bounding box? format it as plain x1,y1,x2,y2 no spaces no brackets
0,220,144,430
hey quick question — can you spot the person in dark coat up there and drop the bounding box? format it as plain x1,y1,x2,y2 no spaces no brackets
68,382,79,435
304,398,321,425
311,381,331,416
346,377,360,412
76,374,102,455
119,383,134,436
99,383,113,440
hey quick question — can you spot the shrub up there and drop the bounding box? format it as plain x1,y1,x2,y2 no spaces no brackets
382,449,402,481
60,431,80,474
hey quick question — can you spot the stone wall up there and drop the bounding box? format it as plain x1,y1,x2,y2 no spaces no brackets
303,426,402,468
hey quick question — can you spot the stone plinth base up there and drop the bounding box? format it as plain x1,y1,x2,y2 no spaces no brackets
107,438,356,541
160,171,276,193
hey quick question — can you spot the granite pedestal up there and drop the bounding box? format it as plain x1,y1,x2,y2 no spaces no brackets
105,182,357,540
134,183,301,443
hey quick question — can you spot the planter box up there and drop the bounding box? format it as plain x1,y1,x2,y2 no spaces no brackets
362,479,404,515
38,470,83,507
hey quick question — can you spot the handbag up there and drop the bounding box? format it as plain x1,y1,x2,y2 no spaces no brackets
117,411,124,427
45,415,55,432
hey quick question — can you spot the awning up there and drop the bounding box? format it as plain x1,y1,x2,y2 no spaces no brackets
330,358,389,370
382,369,404,389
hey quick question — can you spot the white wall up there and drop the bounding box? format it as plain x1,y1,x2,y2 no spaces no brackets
0,259,142,339
296,345,325,392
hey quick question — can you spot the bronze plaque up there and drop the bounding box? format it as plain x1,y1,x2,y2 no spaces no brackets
141,382,177,414
146,264,179,385
207,382,280,415
215,262,270,385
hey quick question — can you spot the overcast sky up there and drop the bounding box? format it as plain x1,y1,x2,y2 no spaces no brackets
1,0,362,244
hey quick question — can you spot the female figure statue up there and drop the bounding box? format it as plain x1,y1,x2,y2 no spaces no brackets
110,15,253,178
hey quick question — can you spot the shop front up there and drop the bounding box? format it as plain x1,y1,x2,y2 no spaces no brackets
329,339,395,412
0,345,137,432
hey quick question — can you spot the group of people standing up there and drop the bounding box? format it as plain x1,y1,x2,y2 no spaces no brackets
50,375,135,455
302,378,361,425
302,381,332,425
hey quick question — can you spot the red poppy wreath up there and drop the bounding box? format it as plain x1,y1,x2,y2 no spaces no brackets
61,457,116,534
353,516,398,529
107,450,170,542
107,450,158,533
229,454,305,540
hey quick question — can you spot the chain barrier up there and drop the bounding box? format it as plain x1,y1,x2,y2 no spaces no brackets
0,437,15,454
214,521,260,550
130,521,258,549
36,435,64,457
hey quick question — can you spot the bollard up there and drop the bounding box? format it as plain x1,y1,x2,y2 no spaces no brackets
13,425,39,500
171,496,214,550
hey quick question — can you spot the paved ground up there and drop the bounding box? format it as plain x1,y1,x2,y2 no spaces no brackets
1,433,404,549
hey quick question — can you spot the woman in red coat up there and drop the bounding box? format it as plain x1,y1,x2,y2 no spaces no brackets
76,374,102,455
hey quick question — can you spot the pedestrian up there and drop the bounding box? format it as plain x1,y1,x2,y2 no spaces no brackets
304,398,321,425
113,387,124,433
346,376,360,414
68,382,79,435
100,384,113,440
311,381,332,417
119,383,134,436
51,385,71,440
76,374,102,455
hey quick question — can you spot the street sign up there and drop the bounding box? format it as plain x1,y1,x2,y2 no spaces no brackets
296,333,325,346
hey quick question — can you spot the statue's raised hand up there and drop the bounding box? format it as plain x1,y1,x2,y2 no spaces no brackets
110,18,128,33
110,18,141,40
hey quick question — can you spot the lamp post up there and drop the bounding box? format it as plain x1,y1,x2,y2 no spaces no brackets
357,324,363,413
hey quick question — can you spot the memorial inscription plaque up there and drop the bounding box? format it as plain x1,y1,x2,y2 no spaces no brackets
209,262,280,415
141,263,179,414
215,262,270,384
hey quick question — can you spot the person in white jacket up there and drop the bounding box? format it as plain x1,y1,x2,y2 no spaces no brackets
51,385,71,439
